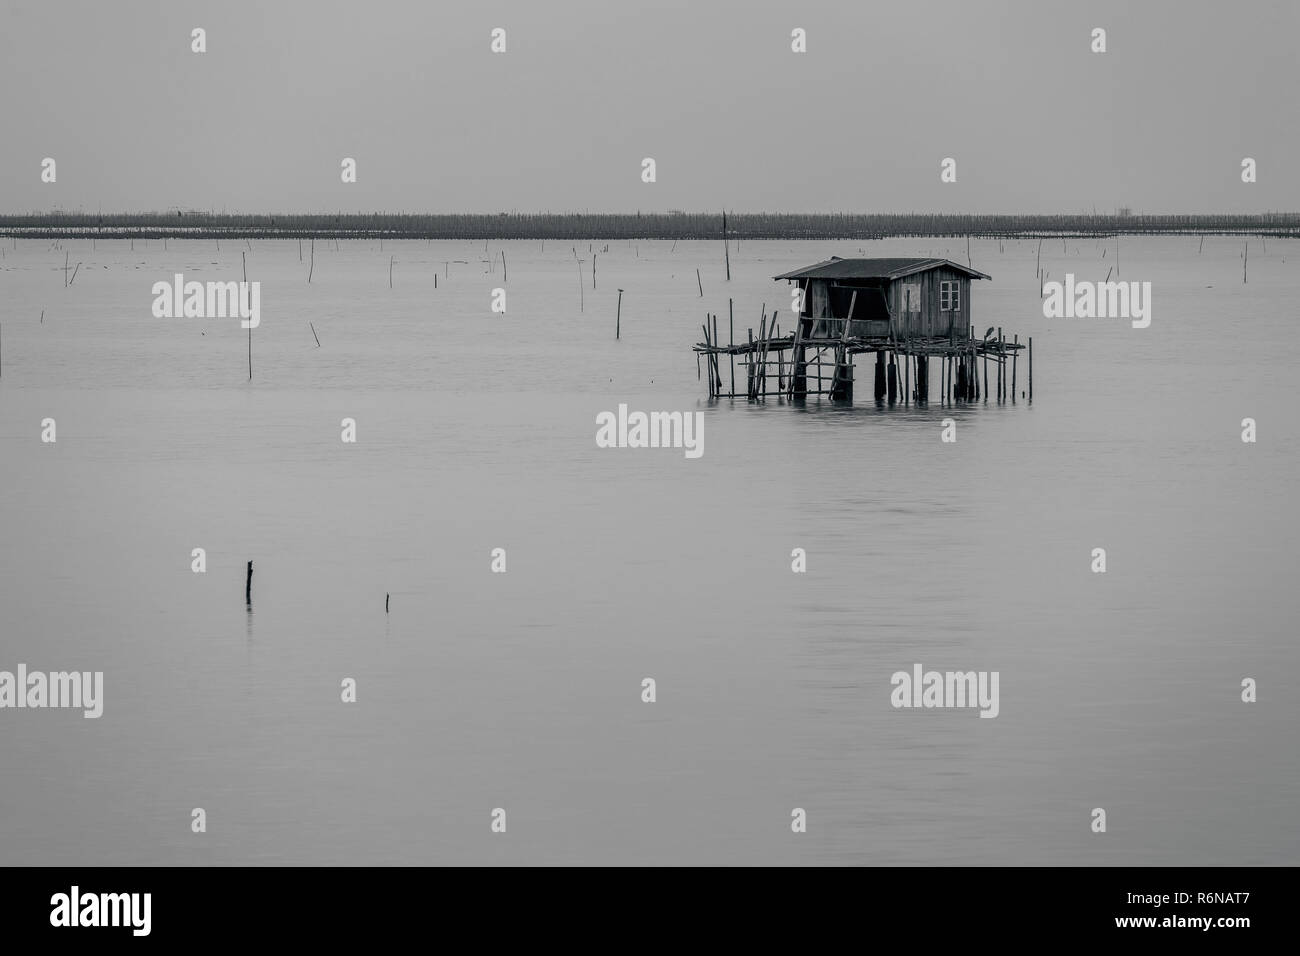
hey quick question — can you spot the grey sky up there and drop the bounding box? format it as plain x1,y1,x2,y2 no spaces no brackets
1,0,1295,214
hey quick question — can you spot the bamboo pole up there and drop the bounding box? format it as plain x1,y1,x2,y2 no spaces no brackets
903,345,910,405
308,239,314,283
1011,334,1018,401
747,328,755,398
1028,336,1033,402
310,322,321,347
616,288,623,339
245,561,253,606
729,299,735,397
983,344,989,402
997,328,1004,400
723,210,730,281
777,325,784,394
712,315,721,395
697,268,703,297
702,322,714,396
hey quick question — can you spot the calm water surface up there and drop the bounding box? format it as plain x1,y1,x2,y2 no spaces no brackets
1,237,1296,864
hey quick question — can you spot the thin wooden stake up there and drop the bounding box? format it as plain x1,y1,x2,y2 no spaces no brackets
729,299,735,397
713,315,720,393
1011,334,1018,401
702,322,714,395
723,210,730,281
998,328,1004,400
245,561,253,606
616,288,623,340
308,239,314,283
310,322,321,347
1028,336,1033,402
696,268,703,297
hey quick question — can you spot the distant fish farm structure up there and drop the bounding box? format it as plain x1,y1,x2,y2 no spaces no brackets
694,257,1029,405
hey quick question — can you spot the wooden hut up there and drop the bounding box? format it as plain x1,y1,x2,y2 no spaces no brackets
694,256,1026,405
773,257,990,340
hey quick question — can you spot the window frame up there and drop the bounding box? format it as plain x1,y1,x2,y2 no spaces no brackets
940,280,960,312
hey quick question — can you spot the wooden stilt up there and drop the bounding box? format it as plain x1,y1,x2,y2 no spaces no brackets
729,299,735,398
1012,334,1018,401
748,328,755,398
712,315,721,394
997,327,1003,400
702,322,714,396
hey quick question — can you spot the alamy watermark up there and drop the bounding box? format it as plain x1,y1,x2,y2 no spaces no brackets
50,886,150,936
0,664,103,718
595,404,703,459
152,273,261,328
890,664,999,718
1042,274,1151,328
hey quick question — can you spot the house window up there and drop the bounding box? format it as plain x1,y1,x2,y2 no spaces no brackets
940,281,960,312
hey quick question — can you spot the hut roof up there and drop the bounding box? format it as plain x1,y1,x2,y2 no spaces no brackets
772,257,991,282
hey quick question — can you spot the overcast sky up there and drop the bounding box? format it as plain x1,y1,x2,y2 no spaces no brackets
1,0,1295,214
